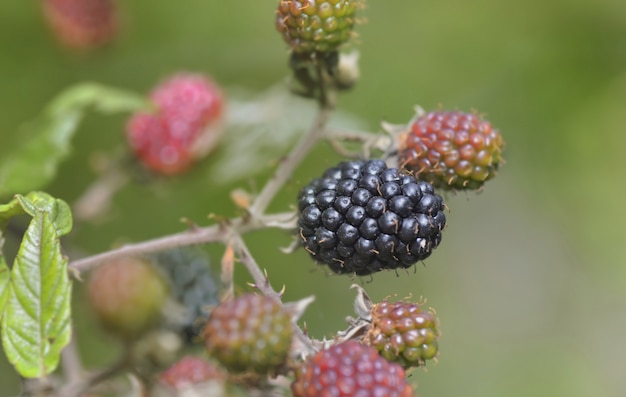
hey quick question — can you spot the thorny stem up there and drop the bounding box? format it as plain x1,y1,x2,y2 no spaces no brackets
229,233,281,300
68,212,295,274
247,58,336,217
230,233,317,355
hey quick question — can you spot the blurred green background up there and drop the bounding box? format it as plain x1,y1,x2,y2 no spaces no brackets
1,0,626,396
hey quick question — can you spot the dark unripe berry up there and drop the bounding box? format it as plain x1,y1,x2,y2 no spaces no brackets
203,294,293,374
152,248,220,342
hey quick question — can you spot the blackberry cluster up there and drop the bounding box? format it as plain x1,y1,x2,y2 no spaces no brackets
291,340,413,397
153,248,220,342
364,300,440,368
297,159,446,275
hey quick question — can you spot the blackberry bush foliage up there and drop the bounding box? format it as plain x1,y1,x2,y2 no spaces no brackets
0,1,505,396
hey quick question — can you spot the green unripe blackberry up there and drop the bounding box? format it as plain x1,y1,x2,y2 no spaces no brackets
398,110,504,190
364,299,440,367
276,0,361,54
87,256,169,340
297,159,446,276
203,294,293,374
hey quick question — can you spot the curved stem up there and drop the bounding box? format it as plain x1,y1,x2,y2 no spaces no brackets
61,330,83,384
248,59,336,217
230,233,317,355
247,105,332,216
68,212,294,274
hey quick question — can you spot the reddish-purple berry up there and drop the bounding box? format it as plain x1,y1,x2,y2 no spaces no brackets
291,340,414,397
398,110,504,190
126,73,224,175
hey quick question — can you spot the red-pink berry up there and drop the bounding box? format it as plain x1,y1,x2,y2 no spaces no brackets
158,356,225,389
292,341,414,397
126,73,224,175
42,0,118,49
398,110,504,190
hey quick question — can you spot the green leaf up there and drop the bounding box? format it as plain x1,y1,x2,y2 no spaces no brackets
0,251,9,321
0,83,151,197
17,192,73,237
0,195,27,231
0,193,73,237
1,211,72,378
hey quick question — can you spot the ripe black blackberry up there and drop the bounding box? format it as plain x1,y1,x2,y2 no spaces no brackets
297,159,446,275
152,248,220,342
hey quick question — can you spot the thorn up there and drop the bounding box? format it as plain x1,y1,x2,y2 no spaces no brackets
280,238,301,254
179,217,200,231
279,285,286,297
264,268,270,281
68,267,83,281
230,188,252,210
220,243,236,301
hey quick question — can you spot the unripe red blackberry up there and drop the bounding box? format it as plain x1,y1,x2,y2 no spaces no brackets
291,340,413,397
397,110,504,190
298,159,446,276
42,0,118,49
364,299,440,368
203,294,293,374
126,73,224,175
157,355,226,390
87,257,168,340
276,0,361,54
